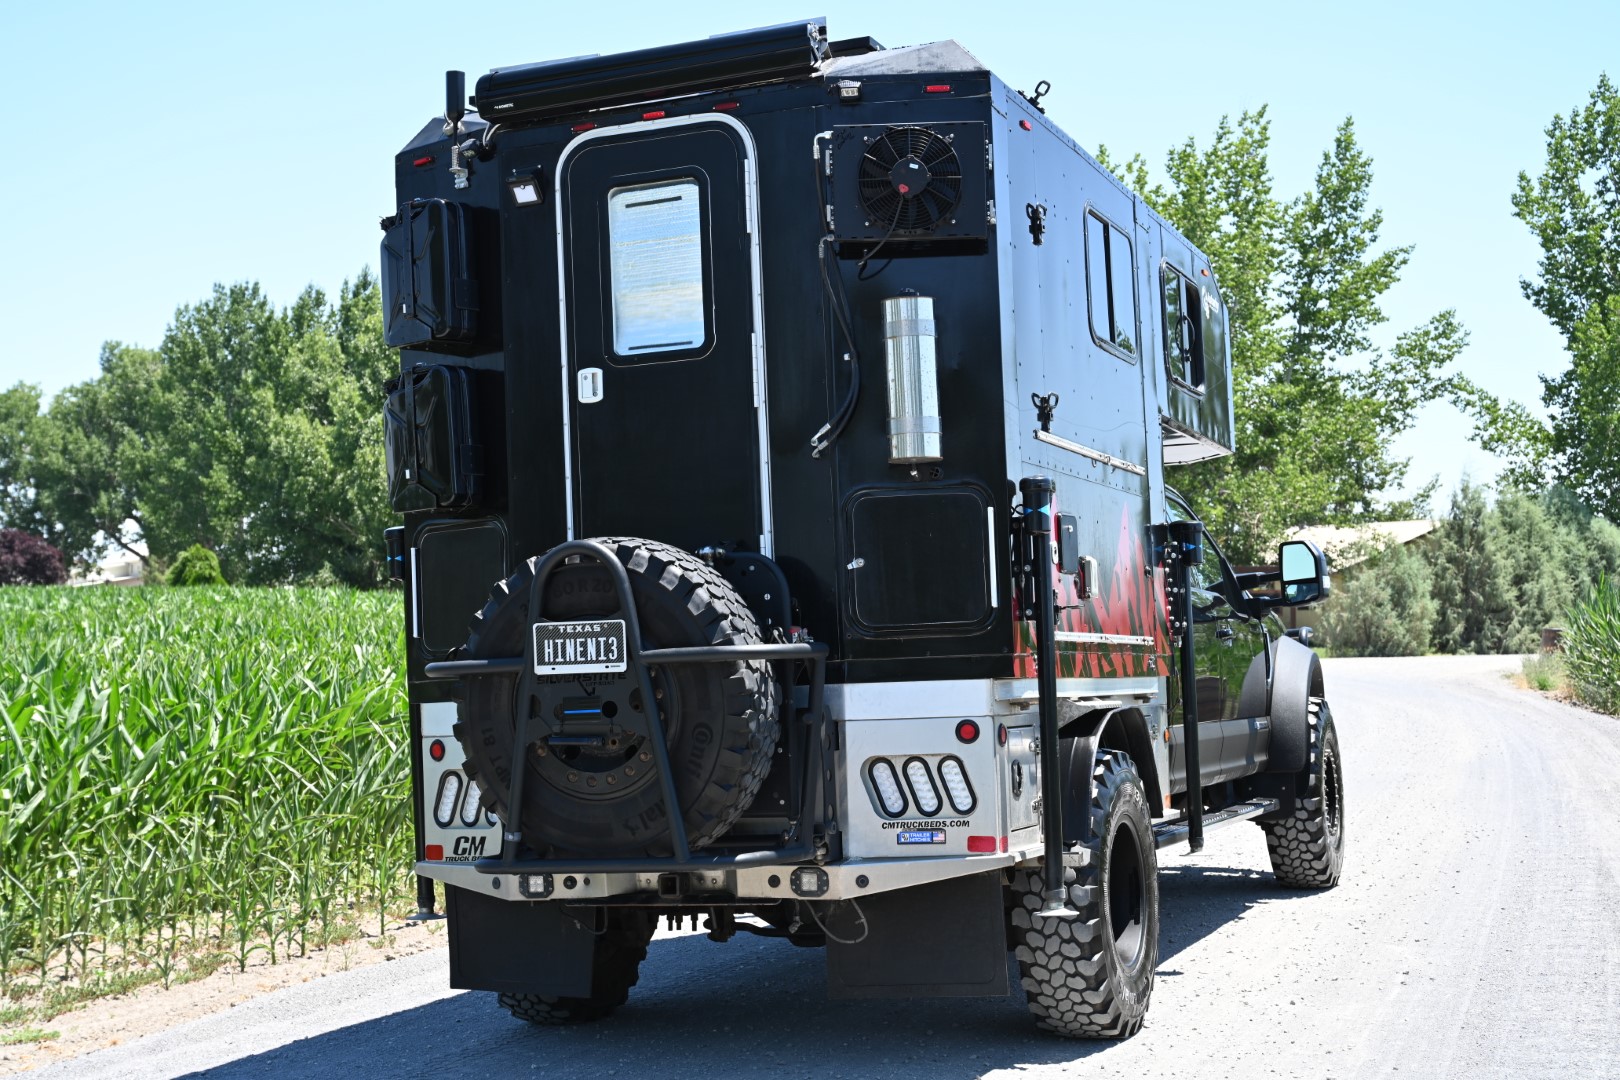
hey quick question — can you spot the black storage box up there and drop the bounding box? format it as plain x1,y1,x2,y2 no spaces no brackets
384,365,483,512
380,199,479,347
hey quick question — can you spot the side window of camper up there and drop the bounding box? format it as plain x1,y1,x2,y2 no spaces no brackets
606,178,709,358
1162,265,1205,392
1084,212,1137,359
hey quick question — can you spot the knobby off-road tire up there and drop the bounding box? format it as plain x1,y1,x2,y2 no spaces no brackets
455,537,778,856
497,909,655,1025
1263,699,1344,888
1009,751,1159,1039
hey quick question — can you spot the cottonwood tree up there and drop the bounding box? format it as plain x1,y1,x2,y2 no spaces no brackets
1101,112,1493,562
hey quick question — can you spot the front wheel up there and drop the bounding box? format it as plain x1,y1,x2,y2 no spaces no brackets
1263,699,1344,888
1008,750,1158,1039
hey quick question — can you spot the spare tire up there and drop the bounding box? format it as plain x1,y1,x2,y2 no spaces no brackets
454,537,779,856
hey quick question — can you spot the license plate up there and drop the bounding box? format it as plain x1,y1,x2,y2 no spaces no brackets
532,619,628,675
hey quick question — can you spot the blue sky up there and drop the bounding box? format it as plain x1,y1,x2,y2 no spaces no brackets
3,0,1614,507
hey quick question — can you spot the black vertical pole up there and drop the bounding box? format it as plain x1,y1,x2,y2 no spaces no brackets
1020,476,1077,918
1167,519,1204,852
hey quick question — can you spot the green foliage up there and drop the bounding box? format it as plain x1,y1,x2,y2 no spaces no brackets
1521,651,1567,693
1563,575,1620,715
1512,73,1620,342
1101,112,1488,562
1426,482,1520,654
1541,296,1620,520
1501,74,1620,508
1318,540,1436,657
165,543,226,586
0,586,408,991
7,270,390,585
0,384,42,532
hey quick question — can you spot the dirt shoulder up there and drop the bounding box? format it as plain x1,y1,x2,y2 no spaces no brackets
0,918,448,1075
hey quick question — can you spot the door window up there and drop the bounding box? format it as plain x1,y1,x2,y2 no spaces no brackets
607,179,707,356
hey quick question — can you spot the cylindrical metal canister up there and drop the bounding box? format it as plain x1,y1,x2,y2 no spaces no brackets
881,295,942,463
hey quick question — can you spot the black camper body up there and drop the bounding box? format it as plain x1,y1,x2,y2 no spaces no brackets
385,20,1341,1039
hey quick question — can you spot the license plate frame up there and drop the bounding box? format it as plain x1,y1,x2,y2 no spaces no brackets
531,619,629,675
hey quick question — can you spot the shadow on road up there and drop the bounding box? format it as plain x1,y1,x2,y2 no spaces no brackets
177,864,1326,1080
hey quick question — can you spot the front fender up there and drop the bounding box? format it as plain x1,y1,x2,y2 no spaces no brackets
1266,635,1324,774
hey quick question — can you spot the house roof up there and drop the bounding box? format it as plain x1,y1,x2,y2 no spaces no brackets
1286,520,1439,571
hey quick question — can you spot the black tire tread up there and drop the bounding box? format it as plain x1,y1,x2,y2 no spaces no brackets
1263,699,1344,888
496,911,654,1025
1008,751,1156,1039
456,537,777,853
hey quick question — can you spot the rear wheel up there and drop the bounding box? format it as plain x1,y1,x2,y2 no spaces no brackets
497,909,655,1025
1263,699,1344,888
1009,751,1158,1039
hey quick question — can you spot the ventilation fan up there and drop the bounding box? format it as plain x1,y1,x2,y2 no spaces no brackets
857,127,963,235
830,122,987,245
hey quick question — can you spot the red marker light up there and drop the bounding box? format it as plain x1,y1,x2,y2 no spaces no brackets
642,110,667,121
997,723,1008,747
714,101,741,111
1201,268,1211,276
424,844,444,861
925,84,952,94
429,739,446,762
571,122,596,133
955,719,980,744
1019,119,1033,131
967,835,998,853
1001,836,1009,853
412,155,434,167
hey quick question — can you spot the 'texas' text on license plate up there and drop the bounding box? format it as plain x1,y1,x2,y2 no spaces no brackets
532,620,628,675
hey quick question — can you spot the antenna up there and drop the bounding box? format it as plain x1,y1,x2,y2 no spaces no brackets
444,70,466,134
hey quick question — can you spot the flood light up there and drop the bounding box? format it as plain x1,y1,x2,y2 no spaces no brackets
507,168,543,206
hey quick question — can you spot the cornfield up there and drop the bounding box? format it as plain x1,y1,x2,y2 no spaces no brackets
0,586,409,997
1564,575,1620,716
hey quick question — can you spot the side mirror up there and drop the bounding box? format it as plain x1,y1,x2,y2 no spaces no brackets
1278,540,1330,606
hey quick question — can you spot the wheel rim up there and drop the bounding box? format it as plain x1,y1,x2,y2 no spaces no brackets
1107,819,1147,971
1322,738,1342,841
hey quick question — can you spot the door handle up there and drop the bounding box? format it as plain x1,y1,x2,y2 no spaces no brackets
1215,625,1235,643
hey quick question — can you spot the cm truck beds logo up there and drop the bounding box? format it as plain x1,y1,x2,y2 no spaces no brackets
881,819,970,829
445,836,486,861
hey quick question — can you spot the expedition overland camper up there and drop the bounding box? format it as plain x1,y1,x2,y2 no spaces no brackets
379,18,1342,1039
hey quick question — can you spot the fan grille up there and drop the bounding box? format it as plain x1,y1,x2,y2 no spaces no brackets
857,126,963,235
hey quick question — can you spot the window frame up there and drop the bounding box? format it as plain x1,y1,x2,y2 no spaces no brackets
1161,262,1207,395
1083,208,1139,363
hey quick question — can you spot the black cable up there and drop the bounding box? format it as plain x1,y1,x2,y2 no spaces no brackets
810,237,862,458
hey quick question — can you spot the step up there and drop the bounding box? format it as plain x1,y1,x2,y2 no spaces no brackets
1151,798,1278,850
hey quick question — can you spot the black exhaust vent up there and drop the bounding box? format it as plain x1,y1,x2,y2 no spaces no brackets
830,122,988,246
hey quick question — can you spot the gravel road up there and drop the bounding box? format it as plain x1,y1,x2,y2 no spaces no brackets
40,655,1620,1080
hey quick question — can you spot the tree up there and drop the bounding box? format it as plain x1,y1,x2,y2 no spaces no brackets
1318,540,1436,657
1506,74,1620,508
25,343,157,568
1512,74,1620,341
1426,482,1517,654
1101,114,1484,562
165,542,226,585
0,528,67,585
0,383,43,532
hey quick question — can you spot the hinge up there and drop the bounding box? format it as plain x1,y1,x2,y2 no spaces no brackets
987,200,997,226
986,141,994,173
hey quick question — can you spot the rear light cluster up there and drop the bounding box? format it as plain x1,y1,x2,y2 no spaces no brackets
866,755,976,818
432,769,498,828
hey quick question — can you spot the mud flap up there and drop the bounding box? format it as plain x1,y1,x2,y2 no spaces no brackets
446,885,594,996
825,870,1009,999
